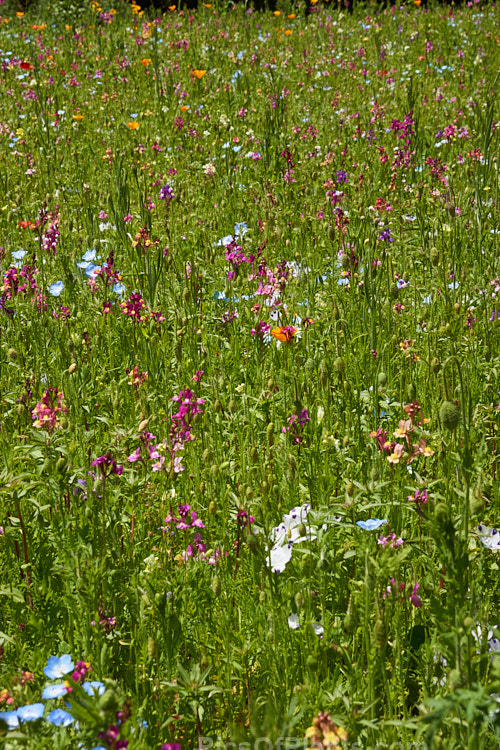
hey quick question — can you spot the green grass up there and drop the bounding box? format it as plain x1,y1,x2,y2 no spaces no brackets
0,0,499,748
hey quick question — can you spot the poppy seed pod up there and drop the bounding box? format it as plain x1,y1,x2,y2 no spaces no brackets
327,225,335,242
390,283,399,300
334,357,346,374
430,248,440,266
212,576,221,597
378,371,387,386
430,357,441,374
341,253,351,270
374,618,387,650
7,348,17,361
439,401,460,431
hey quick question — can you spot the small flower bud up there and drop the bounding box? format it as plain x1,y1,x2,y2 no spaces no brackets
212,576,222,597
138,418,150,433
346,481,354,497
208,500,217,514
7,348,17,361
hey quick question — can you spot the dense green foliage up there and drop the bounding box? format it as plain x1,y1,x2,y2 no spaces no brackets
0,1,499,748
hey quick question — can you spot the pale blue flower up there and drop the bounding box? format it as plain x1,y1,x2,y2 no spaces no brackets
42,684,67,699
234,222,248,238
17,703,44,722
44,654,74,679
82,681,105,697
84,263,100,278
356,518,387,531
0,710,19,729
47,708,74,727
48,281,64,297
12,249,27,260
113,283,126,295
82,249,97,262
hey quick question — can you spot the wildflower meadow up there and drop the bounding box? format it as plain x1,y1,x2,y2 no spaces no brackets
0,0,500,747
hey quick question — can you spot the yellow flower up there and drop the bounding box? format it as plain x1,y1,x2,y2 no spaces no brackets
127,122,140,130
16,11,24,17
193,69,206,79
273,10,281,15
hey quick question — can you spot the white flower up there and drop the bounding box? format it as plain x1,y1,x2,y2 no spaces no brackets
476,525,500,551
288,613,300,629
268,544,292,574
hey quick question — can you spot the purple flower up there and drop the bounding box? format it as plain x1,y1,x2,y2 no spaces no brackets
159,184,175,203
378,227,394,243
92,453,123,477
409,583,422,608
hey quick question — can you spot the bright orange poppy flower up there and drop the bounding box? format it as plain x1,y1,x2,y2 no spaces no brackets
271,326,298,343
127,122,140,130
193,69,206,79
140,58,151,66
